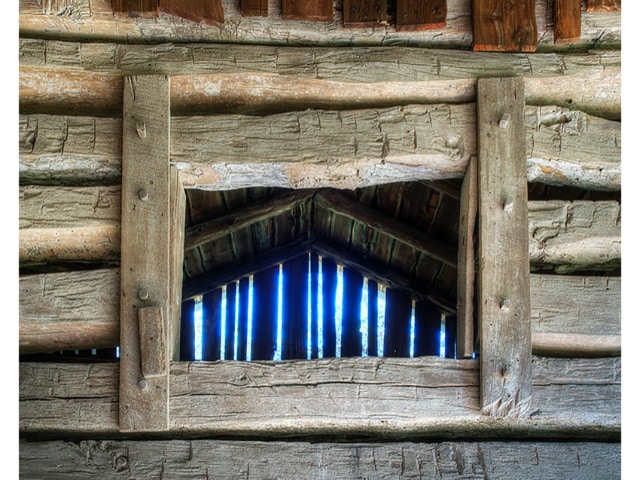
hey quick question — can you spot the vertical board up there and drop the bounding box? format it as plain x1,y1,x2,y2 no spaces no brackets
341,267,364,357
383,289,412,357
477,77,532,418
169,166,186,361
113,0,158,14
179,299,195,361
119,75,170,432
343,0,386,26
224,283,237,360
444,315,457,358
281,0,333,21
252,265,279,360
413,300,441,356
309,253,320,359
236,277,250,361
396,0,446,31
159,0,224,25
202,289,222,360
282,255,309,360
321,257,338,358
456,156,477,358
554,0,581,44
240,0,268,16
473,0,538,52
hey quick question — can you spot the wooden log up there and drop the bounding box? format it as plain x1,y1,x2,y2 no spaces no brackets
281,0,332,21
19,268,120,354
473,0,538,52
528,201,621,273
396,0,447,31
477,77,532,418
554,0,582,44
119,75,171,432
456,156,477,358
314,189,458,269
532,333,620,357
530,274,620,336
159,0,224,26
19,356,620,438
18,439,621,479
18,0,621,50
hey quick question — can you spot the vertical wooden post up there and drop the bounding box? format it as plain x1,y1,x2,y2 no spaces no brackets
477,77,532,418
456,156,477,358
554,0,582,44
119,75,171,431
169,165,186,361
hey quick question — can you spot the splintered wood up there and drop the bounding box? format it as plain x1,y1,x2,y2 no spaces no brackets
477,77,532,418
473,0,537,51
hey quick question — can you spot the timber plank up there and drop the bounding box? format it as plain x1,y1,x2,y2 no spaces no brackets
343,0,386,27
119,75,171,432
477,77,532,418
528,201,621,273
19,0,620,50
473,0,538,52
19,356,620,437
555,0,582,44
169,165,186,361
159,0,224,25
282,0,332,21
19,268,120,354
18,439,621,479
396,0,447,31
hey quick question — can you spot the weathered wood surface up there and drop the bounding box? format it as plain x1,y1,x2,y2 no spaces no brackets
18,438,621,479
119,75,171,432
477,77,532,419
530,274,620,336
456,156,477,358
169,165,186,361
396,0,447,31
19,268,120,353
281,0,332,21
159,0,224,26
18,0,621,50
532,333,620,357
19,356,620,438
19,45,622,120
528,201,621,273
343,0,386,26
239,0,267,17
473,0,537,52
586,0,621,12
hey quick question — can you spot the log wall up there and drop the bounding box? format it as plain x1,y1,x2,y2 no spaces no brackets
18,0,621,477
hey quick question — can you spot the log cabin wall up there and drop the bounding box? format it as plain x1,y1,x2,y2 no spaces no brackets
19,0,621,477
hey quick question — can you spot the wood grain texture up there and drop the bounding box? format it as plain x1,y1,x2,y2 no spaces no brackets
159,0,224,26
477,77,532,418
528,201,620,273
473,0,538,52
18,0,621,50
119,75,171,432
282,0,332,21
554,0,582,44
343,0,386,26
19,357,620,438
586,0,620,12
18,439,621,479
456,156,477,358
169,165,186,361
396,0,447,31
19,268,120,354
112,0,158,14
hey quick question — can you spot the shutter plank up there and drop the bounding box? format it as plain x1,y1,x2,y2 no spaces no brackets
473,0,538,52
396,0,446,31
343,0,386,26
281,0,333,21
159,0,224,25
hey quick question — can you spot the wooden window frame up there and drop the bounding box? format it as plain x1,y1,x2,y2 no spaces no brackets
118,74,533,434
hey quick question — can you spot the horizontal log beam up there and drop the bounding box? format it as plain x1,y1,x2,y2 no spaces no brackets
18,438,621,479
185,190,313,251
314,189,458,268
19,356,620,439
20,63,621,121
19,268,120,354
532,333,620,357
18,0,620,50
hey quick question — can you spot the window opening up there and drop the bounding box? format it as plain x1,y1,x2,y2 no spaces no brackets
180,251,456,361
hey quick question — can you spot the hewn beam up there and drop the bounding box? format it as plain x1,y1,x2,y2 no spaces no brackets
477,77,532,418
473,0,538,52
314,189,458,269
184,190,314,251
532,333,620,357
119,75,171,432
311,240,456,313
19,268,120,354
19,0,620,50
528,201,621,273
456,156,477,358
